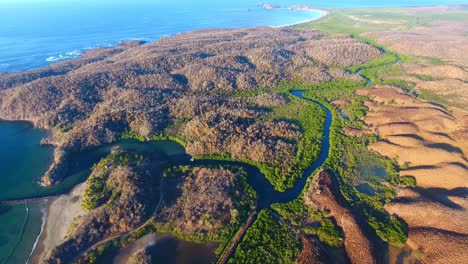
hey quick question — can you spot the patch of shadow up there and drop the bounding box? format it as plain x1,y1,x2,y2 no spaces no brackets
427,101,449,112
391,196,423,205
171,74,189,86
413,186,466,210
147,236,217,264
385,122,419,127
0,203,11,215
426,143,463,155
147,237,179,264
412,226,468,239
160,175,184,209
406,165,438,170
193,52,214,59
379,138,402,147
391,133,425,142
318,240,350,264
428,131,453,140
278,49,296,59
448,162,468,170
235,55,256,69
428,106,454,118
424,187,468,198
395,245,422,264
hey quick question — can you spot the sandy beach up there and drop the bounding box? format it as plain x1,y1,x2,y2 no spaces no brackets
272,8,329,28
29,183,86,263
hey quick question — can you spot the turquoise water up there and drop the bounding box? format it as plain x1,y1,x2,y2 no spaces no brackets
0,0,466,261
0,121,53,201
0,120,188,262
1,0,466,72
0,0,320,72
0,201,47,264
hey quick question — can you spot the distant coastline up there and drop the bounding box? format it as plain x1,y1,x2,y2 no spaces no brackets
272,8,329,28
0,2,322,72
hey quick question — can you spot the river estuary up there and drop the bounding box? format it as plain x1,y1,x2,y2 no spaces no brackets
0,90,332,263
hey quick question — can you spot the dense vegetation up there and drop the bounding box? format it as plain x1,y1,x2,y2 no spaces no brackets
82,151,144,210
78,165,256,263
156,165,256,249
46,151,159,263
0,27,381,186
261,52,413,248
229,209,301,263
262,95,325,190
272,198,343,247
298,78,409,246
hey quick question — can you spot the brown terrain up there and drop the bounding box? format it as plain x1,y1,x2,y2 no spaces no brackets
317,6,468,263
357,85,468,263
364,5,468,109
156,166,255,234
296,236,322,264
305,171,376,264
0,27,380,187
45,151,160,263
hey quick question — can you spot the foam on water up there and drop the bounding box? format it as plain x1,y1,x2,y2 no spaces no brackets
0,1,322,72
26,200,48,264
45,50,82,62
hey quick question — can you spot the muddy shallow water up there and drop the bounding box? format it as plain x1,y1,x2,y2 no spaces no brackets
114,233,218,264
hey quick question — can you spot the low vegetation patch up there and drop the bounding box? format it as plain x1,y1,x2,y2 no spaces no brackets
230,209,301,263
272,198,344,247
156,165,256,254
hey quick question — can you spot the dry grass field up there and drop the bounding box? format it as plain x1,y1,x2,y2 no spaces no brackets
299,5,468,263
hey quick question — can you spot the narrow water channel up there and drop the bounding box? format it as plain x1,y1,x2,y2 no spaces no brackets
0,90,333,263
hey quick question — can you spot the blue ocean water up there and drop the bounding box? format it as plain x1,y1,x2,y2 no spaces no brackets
0,0,466,72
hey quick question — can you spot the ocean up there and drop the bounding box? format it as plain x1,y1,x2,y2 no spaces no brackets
0,0,466,72
0,0,467,263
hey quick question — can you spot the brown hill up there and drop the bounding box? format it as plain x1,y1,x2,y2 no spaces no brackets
0,27,380,185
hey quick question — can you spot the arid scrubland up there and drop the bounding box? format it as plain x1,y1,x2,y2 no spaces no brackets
0,27,380,186
305,171,376,264
301,5,468,263
359,85,468,264
2,5,467,263
45,151,160,263
157,166,255,235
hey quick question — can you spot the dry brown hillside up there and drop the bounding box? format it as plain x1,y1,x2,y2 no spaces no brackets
358,85,468,264
305,171,377,264
0,27,381,185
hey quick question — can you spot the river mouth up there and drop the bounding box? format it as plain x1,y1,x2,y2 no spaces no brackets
0,120,190,263
0,89,333,262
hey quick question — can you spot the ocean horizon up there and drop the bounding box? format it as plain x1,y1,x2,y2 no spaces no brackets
0,1,467,263
1,0,467,72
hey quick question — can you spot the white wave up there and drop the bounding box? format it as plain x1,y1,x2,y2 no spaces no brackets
26,199,48,264
45,50,82,62
270,9,328,28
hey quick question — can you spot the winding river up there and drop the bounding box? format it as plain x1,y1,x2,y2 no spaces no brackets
0,90,332,263
189,90,332,210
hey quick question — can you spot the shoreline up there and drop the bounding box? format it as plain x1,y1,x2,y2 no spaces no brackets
272,9,329,28
26,199,49,264
0,7,330,74
28,183,86,263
